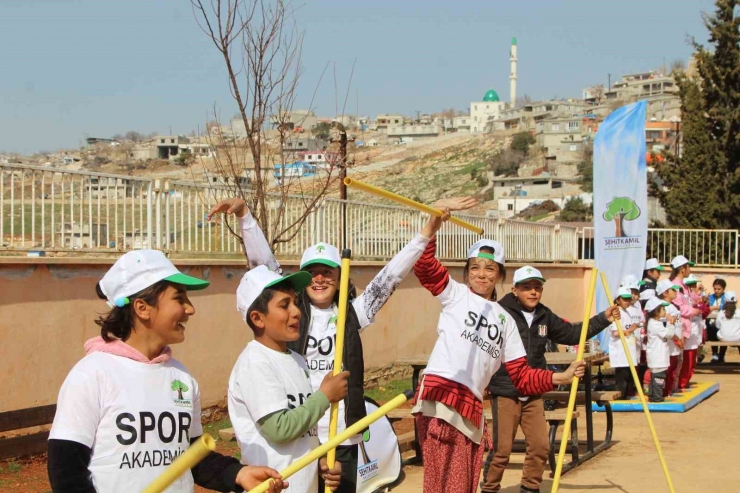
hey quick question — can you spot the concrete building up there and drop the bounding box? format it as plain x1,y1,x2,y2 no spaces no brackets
491,175,579,200
531,100,587,122
283,137,327,152
495,105,534,131
375,114,405,132
269,109,318,132
603,71,678,101
155,135,189,159
470,90,507,133
535,116,599,163
387,123,442,139
497,193,593,219
453,116,472,132
645,120,679,154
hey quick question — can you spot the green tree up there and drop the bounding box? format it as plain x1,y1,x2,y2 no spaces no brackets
656,0,740,227
577,144,593,192
558,196,592,222
312,122,332,140
603,197,640,237
171,380,189,400
511,131,536,156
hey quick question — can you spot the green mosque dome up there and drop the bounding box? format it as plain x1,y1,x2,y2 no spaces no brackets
482,89,500,102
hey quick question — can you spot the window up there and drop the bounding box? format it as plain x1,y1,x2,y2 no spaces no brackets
570,144,578,152
551,124,560,132
486,105,489,110
568,121,579,131
298,142,303,147
474,105,478,111
160,139,165,144
552,181,563,189
170,139,175,143
507,204,514,211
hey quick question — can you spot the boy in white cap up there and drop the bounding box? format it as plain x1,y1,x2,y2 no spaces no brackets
656,279,684,395
228,266,345,493
608,286,642,399
641,258,665,293
209,196,476,492
622,274,648,388
645,297,674,402
482,266,619,493
48,251,287,493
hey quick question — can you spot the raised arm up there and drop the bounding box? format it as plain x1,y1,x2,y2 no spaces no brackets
413,236,450,296
208,197,281,273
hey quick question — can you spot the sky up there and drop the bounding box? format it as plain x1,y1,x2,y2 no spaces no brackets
0,0,718,154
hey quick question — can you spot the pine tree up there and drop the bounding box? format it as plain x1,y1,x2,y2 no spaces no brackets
656,0,740,227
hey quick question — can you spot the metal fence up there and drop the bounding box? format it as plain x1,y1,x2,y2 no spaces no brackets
7,163,737,266
579,227,740,267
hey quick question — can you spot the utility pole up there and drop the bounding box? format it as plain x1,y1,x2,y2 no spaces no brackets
333,122,354,247
607,73,612,91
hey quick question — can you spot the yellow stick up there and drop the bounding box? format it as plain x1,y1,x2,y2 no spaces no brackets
344,177,484,235
248,391,411,493
599,271,676,493
141,434,216,493
551,268,598,493
325,250,352,493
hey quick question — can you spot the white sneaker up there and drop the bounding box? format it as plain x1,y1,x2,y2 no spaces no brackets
711,354,719,363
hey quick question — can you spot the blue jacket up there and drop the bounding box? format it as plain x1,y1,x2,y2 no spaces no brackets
709,293,726,310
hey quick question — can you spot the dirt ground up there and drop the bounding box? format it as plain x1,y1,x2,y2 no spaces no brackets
2,354,739,492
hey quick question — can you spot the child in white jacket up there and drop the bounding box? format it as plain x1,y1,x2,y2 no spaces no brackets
717,291,740,344
645,297,675,402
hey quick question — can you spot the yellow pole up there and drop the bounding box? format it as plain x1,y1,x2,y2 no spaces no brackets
343,177,484,235
141,434,216,493
324,249,352,493
248,391,412,493
551,268,598,493
599,271,676,493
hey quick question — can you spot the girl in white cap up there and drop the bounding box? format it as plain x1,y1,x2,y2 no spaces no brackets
47,250,286,493
656,279,684,396
717,291,740,357
680,275,707,386
207,196,476,493
622,275,647,389
411,232,585,493
640,258,665,293
644,297,674,402
668,255,701,390
608,287,642,400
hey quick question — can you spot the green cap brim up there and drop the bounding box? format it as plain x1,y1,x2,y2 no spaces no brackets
638,280,646,286
165,272,210,290
515,276,546,286
300,259,340,269
689,261,696,267
655,265,666,271
619,294,633,299
685,280,698,285
266,271,313,293
671,284,680,290
477,253,496,261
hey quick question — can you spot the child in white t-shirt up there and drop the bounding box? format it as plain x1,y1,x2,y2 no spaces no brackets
228,265,346,493
645,298,674,402
608,287,641,400
412,227,584,493
48,250,286,493
656,279,684,396
717,291,740,343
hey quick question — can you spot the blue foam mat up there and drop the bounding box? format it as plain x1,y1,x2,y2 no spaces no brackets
591,381,720,413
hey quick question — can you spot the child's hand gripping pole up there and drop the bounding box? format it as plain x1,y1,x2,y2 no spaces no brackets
324,249,352,493
248,391,413,493
343,178,484,235
551,268,598,493
598,271,676,493
141,434,215,493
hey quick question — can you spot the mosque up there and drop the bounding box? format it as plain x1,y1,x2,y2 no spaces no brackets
469,37,517,133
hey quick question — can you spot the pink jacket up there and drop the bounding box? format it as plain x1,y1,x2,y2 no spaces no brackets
84,336,172,364
671,278,695,339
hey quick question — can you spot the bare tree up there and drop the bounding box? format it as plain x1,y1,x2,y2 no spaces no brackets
670,58,686,74
192,0,339,253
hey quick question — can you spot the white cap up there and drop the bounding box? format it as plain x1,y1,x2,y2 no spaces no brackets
616,286,633,299
300,243,341,270
656,279,681,296
513,266,546,285
640,289,656,301
99,250,209,308
684,274,700,285
645,258,665,271
621,274,640,291
645,297,669,313
671,255,695,269
467,239,505,265
726,291,738,303
236,265,312,322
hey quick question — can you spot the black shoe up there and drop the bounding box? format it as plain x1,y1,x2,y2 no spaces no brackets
698,353,705,363
520,487,540,493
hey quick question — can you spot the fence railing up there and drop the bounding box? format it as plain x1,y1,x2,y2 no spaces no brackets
4,164,737,266
579,227,740,267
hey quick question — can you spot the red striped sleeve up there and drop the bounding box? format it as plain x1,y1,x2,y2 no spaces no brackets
504,356,554,396
413,237,449,296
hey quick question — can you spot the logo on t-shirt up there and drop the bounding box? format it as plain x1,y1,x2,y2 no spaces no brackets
461,310,504,359
171,379,192,408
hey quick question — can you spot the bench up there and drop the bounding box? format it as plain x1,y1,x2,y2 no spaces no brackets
0,404,56,460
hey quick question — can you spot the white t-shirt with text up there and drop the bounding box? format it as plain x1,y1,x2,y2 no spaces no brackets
424,279,527,401
49,352,203,493
228,341,319,493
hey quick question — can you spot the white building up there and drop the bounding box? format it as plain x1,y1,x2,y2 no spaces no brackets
470,89,507,133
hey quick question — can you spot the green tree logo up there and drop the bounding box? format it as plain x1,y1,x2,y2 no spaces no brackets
171,380,189,400
603,197,641,237
316,245,326,253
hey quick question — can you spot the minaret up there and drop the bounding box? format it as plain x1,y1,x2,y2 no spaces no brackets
510,37,517,105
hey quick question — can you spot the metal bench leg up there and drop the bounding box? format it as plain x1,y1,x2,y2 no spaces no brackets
570,416,579,464
548,420,558,473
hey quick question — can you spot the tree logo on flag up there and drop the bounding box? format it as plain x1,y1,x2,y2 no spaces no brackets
603,197,641,237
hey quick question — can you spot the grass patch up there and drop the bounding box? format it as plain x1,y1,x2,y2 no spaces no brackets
365,378,413,403
452,160,486,176
203,416,233,439
527,213,550,222
0,461,22,474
